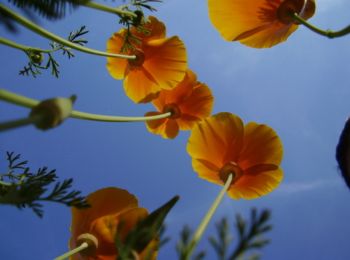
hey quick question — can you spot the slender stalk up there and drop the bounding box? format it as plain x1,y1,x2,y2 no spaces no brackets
293,13,350,38
0,4,135,60
183,174,233,260
0,37,49,53
0,180,12,186
0,115,43,132
0,89,171,123
54,242,89,260
83,1,136,17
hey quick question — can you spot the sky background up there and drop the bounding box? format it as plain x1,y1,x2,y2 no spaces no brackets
1,0,350,259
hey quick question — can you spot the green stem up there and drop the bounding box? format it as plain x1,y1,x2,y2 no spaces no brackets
184,174,233,260
83,1,136,17
0,89,171,123
0,4,135,60
0,37,49,53
293,13,350,38
54,242,89,260
0,180,12,186
0,115,43,132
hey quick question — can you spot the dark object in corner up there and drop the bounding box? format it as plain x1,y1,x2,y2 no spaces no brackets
336,117,350,189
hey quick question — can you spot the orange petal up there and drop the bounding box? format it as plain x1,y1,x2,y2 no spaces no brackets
164,119,180,139
227,168,283,199
123,37,187,103
187,112,244,169
116,207,149,241
208,0,276,41
106,30,129,79
238,122,283,171
145,111,168,135
177,82,213,130
71,187,138,247
208,0,312,48
143,36,187,89
151,69,197,111
131,16,166,41
192,158,221,185
238,22,299,48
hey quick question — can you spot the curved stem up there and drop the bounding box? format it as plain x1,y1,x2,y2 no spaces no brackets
0,115,43,132
54,242,89,260
0,89,171,123
184,174,233,260
83,1,136,17
0,37,49,53
293,13,350,38
0,4,135,60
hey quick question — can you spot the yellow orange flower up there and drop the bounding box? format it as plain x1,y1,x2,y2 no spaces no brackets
208,0,316,48
70,187,157,260
187,112,283,199
107,16,187,103
145,69,214,139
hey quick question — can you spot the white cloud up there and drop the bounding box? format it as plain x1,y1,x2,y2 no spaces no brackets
276,179,340,194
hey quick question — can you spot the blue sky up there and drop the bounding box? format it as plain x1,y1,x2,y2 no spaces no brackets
1,0,350,259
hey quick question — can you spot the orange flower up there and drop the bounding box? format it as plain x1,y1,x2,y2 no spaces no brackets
70,187,158,260
107,16,187,103
187,112,283,199
145,69,214,139
208,0,316,48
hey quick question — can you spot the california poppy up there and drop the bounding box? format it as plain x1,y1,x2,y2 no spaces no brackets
187,112,283,199
107,16,187,103
70,187,157,259
145,69,214,139
208,0,316,48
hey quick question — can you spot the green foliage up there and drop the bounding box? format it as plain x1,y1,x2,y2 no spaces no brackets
176,225,206,260
19,25,89,78
0,151,89,218
176,208,272,260
115,195,179,259
7,0,91,19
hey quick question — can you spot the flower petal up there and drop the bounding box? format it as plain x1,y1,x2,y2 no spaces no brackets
227,168,283,199
131,16,166,41
208,0,277,41
106,30,129,79
238,22,298,48
238,122,283,170
143,36,187,89
187,112,244,168
145,111,168,135
164,119,180,139
70,187,138,246
177,82,213,130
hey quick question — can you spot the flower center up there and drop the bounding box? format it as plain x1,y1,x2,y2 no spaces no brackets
276,0,306,24
128,50,145,68
163,103,182,119
76,233,99,257
219,161,243,184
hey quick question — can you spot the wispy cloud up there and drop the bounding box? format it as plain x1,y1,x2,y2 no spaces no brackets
276,179,341,194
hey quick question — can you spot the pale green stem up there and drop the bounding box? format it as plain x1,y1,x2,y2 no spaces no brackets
0,4,135,60
0,37,49,53
293,13,350,38
0,180,12,186
0,114,43,132
184,174,233,259
0,89,171,123
83,1,136,17
54,242,89,260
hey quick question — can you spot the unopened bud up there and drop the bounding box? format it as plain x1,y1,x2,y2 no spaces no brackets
29,95,76,130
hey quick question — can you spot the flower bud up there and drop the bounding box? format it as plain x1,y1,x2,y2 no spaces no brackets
29,95,76,130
